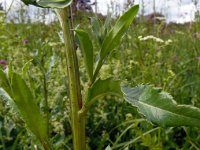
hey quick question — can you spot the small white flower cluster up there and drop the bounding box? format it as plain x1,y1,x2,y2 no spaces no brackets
100,64,112,79
138,35,173,45
138,35,164,43
165,39,173,45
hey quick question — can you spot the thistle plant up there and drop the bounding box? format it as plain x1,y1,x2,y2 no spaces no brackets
0,0,200,150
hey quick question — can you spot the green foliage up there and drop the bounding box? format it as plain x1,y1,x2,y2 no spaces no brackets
11,73,48,140
122,85,200,128
0,69,49,146
93,5,139,80
90,13,112,45
20,0,40,7
75,29,94,82
90,17,104,45
0,70,11,95
37,0,72,8
21,0,72,8
85,78,122,108
100,5,139,59
1,2,200,149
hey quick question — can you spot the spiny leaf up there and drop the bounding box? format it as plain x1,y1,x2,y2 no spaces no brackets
122,85,200,128
85,78,122,108
75,29,94,81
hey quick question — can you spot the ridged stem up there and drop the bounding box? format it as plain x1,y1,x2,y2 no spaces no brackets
56,6,86,150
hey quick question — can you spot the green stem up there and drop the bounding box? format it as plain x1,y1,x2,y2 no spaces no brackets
78,107,87,148
43,73,49,136
56,7,86,150
69,6,83,109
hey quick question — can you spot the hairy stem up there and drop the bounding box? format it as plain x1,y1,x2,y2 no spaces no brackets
56,6,86,150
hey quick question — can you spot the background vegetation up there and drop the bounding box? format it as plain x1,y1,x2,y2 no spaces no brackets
1,1,200,149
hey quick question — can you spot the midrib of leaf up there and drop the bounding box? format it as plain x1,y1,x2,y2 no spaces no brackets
127,97,200,122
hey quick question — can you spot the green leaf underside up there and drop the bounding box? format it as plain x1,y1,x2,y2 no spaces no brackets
85,78,122,107
75,29,93,81
37,0,72,8
122,85,200,128
11,73,48,140
21,0,72,8
100,5,139,60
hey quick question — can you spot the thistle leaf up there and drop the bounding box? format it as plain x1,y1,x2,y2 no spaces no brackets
122,85,200,128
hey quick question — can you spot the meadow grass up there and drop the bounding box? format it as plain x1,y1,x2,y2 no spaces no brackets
1,12,200,149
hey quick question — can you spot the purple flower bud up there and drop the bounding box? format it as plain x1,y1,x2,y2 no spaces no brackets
0,59,7,70
0,60,6,65
22,39,29,44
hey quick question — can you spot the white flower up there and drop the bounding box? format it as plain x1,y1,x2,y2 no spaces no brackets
139,35,164,43
138,35,142,39
100,64,112,79
165,39,173,45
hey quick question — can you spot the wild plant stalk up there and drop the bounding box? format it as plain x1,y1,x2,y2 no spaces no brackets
2,1,200,150
43,73,49,137
56,6,86,150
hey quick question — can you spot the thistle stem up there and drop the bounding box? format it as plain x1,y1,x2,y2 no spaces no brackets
56,6,86,150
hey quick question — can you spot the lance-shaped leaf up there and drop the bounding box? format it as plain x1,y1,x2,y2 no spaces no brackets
11,73,48,140
20,0,72,8
93,5,139,79
101,5,139,58
75,29,94,81
122,85,200,128
85,78,122,108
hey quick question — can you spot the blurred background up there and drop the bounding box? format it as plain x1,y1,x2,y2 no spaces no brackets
1,0,200,23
